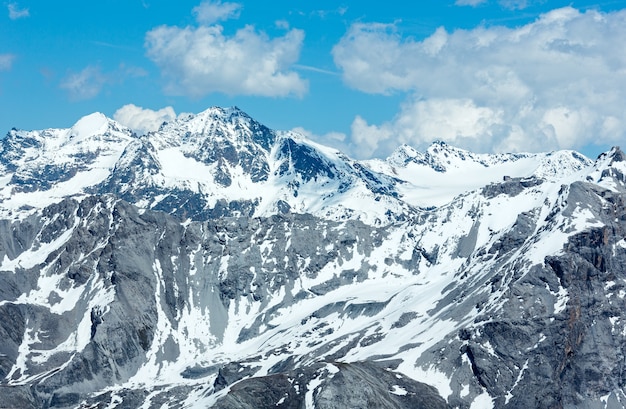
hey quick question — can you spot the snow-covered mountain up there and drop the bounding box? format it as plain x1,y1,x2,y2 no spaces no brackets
1,107,414,225
1,107,625,408
0,107,592,224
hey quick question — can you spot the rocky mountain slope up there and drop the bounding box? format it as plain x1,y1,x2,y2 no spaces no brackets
1,107,625,408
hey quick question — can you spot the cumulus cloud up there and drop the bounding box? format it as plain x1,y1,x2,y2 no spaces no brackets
145,24,308,98
193,0,241,24
60,66,107,100
0,54,15,71
7,3,29,20
350,98,505,158
333,7,626,156
114,104,177,135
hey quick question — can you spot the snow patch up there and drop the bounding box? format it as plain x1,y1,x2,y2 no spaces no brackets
554,287,569,314
460,384,470,397
390,385,408,396
470,391,494,409
505,359,529,404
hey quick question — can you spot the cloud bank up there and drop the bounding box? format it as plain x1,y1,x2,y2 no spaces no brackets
333,7,626,158
114,104,178,135
145,1,308,98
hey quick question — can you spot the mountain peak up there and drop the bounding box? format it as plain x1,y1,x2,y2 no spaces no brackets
387,141,480,172
181,106,249,124
155,105,276,154
68,112,113,141
608,146,625,163
589,146,626,189
431,139,449,147
387,144,421,166
590,145,626,171
160,106,252,133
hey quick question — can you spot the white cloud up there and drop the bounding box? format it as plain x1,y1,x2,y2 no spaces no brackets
312,7,349,19
350,98,504,158
193,0,241,25
145,24,308,98
59,66,107,100
8,3,29,20
332,22,417,95
455,0,487,6
455,0,529,8
0,54,15,71
114,104,177,135
333,7,626,155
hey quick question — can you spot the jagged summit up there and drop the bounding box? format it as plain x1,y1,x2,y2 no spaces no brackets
586,146,626,190
596,145,626,164
610,146,626,162
387,140,591,175
158,106,254,133
388,140,495,170
150,107,277,171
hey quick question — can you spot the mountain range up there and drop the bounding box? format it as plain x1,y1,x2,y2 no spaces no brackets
1,106,625,408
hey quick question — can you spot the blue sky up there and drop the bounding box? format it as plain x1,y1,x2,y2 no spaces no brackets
2,1,626,159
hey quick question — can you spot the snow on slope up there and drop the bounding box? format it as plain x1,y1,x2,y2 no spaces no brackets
0,113,134,218
366,141,593,207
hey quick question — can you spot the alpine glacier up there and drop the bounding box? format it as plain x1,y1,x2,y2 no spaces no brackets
0,106,625,408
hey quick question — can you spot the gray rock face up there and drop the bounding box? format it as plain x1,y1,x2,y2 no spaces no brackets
2,170,626,408
481,176,544,199
213,362,449,409
0,195,451,408
412,178,626,409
